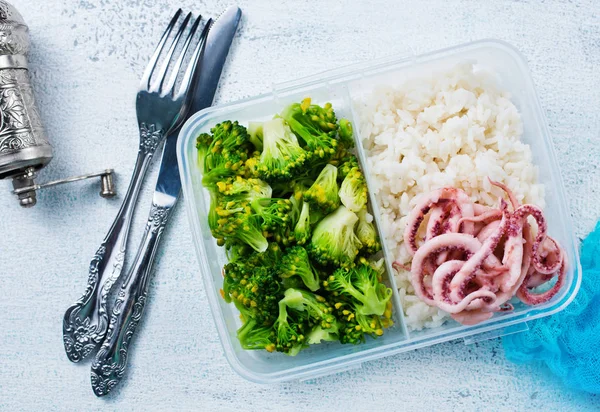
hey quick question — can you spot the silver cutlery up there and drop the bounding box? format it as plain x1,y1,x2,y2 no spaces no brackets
63,9,205,363
90,6,241,396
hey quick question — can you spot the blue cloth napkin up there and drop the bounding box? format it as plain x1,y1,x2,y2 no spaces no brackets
503,221,600,394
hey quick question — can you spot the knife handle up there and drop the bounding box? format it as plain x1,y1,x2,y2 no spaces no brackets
62,148,155,363
90,201,173,397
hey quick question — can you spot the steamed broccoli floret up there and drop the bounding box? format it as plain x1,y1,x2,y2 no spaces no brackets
225,242,253,262
278,246,320,292
331,297,390,343
324,259,393,344
247,121,264,151
216,176,272,203
243,150,261,179
338,154,360,180
243,242,284,268
327,128,356,168
292,176,315,200
251,198,293,232
237,318,276,352
256,242,285,264
250,198,295,246
323,257,393,316
201,153,247,187
282,288,338,332
269,175,314,199
306,326,339,344
212,120,252,160
212,198,268,252
222,261,282,326
281,98,339,161
339,166,367,212
196,125,247,187
355,312,389,336
327,297,392,344
199,121,252,185
293,201,311,245
304,164,340,214
256,118,307,182
338,118,355,148
356,209,381,255
275,298,307,356
307,205,362,268
328,299,366,344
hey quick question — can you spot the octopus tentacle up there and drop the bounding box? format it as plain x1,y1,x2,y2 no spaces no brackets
490,220,534,308
534,236,563,276
513,204,563,275
426,204,449,241
431,260,498,313
473,203,495,216
459,209,503,228
410,233,482,305
448,200,509,303
403,187,475,256
517,252,567,305
489,178,519,210
425,203,455,265
392,261,411,272
476,220,502,243
430,260,497,314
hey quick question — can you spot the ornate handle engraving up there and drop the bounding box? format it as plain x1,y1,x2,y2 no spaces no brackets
139,122,163,155
91,203,172,396
62,125,165,363
0,69,46,153
62,245,123,362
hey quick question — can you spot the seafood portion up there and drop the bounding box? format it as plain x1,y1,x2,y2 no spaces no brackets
400,180,566,325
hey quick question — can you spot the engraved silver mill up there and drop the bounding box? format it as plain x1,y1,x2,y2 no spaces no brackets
0,1,115,207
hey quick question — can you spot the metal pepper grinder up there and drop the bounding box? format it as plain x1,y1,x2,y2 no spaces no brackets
0,1,115,207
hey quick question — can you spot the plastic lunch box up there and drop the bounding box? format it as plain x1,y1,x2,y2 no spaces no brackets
177,39,582,383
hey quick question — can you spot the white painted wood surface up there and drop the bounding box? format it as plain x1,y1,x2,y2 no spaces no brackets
1,0,599,410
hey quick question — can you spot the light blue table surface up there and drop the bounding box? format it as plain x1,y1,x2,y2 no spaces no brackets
1,0,599,410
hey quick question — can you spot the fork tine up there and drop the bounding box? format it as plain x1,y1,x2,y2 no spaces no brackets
149,12,193,94
175,18,213,100
162,15,202,96
140,9,182,89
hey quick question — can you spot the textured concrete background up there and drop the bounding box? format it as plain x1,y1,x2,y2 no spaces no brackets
1,0,599,410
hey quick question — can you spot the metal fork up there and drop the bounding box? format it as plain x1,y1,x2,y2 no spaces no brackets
62,9,204,363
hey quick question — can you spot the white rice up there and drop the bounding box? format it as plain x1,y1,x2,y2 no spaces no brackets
354,62,545,331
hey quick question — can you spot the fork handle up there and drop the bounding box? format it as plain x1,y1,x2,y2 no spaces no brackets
90,202,173,396
62,125,163,363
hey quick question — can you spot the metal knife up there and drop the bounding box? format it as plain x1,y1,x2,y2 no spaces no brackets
89,7,242,396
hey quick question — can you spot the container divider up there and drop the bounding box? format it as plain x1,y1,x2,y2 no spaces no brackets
342,83,411,341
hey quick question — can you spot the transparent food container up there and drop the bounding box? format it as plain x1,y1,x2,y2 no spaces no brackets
177,39,582,383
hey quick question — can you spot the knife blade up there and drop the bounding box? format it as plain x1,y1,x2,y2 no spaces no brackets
90,7,241,397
